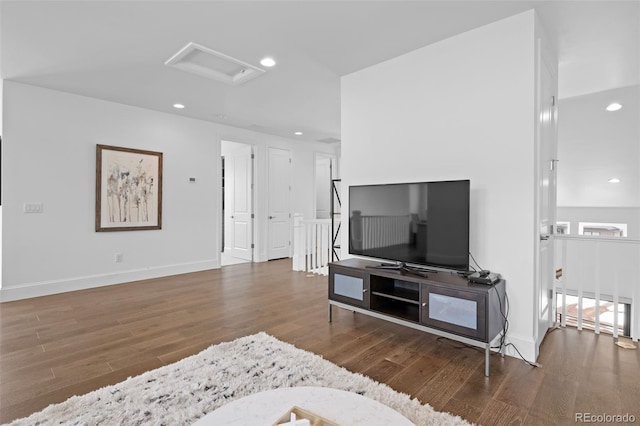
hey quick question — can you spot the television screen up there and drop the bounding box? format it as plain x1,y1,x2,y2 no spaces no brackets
349,180,470,271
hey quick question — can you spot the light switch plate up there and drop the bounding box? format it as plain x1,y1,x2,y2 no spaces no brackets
24,203,43,213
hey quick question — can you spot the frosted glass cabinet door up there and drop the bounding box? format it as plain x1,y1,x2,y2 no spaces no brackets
421,284,487,341
329,267,369,308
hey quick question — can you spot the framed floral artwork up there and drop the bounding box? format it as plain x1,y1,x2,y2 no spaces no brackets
96,144,163,231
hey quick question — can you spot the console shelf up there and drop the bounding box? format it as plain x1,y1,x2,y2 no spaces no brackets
370,291,419,304
328,258,506,376
370,299,420,322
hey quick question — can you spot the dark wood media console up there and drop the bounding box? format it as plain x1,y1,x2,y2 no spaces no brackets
328,258,506,376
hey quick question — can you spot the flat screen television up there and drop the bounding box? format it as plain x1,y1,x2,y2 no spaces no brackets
349,180,470,272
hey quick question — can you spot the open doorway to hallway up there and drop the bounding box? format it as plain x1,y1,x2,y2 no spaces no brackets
554,85,639,341
221,140,254,266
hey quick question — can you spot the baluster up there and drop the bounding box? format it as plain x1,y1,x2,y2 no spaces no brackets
594,241,601,334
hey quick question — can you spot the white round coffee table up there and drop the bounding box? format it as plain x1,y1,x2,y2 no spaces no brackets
192,386,413,425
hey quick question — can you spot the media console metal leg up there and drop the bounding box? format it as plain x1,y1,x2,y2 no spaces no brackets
328,303,332,323
485,344,490,377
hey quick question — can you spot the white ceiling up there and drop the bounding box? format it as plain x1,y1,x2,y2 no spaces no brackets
1,1,638,143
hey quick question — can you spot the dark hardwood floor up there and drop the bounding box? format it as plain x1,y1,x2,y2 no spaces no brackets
1,259,638,424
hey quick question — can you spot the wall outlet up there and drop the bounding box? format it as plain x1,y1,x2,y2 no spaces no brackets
115,253,123,263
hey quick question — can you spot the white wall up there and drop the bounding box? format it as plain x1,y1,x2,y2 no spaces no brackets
556,85,639,241
1,82,338,300
342,11,538,360
557,85,640,208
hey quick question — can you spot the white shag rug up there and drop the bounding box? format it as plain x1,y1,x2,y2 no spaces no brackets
7,332,470,426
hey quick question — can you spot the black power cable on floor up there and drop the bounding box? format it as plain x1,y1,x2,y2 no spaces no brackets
469,252,540,368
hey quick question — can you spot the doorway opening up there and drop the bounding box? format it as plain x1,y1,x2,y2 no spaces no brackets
267,147,292,260
221,140,255,266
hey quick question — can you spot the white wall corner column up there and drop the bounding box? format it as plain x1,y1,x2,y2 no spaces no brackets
341,10,545,362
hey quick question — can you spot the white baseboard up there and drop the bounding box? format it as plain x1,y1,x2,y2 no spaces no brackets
501,333,538,363
0,260,219,302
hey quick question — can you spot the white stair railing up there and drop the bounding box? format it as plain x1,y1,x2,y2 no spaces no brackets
293,215,332,275
554,235,640,341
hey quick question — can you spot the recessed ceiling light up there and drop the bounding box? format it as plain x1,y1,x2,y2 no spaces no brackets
606,103,622,112
260,57,276,67
173,103,185,109
294,131,303,136
608,178,621,183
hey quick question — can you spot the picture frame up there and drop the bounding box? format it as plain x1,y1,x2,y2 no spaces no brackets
96,144,163,232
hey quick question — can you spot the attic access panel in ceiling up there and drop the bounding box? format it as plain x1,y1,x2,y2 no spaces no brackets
165,42,265,85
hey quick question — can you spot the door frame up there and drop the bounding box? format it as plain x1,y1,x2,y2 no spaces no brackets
313,153,336,220
267,146,292,260
220,139,256,265
533,35,559,357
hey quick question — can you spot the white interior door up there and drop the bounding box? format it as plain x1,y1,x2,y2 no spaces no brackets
536,54,558,348
268,147,291,260
224,143,253,261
